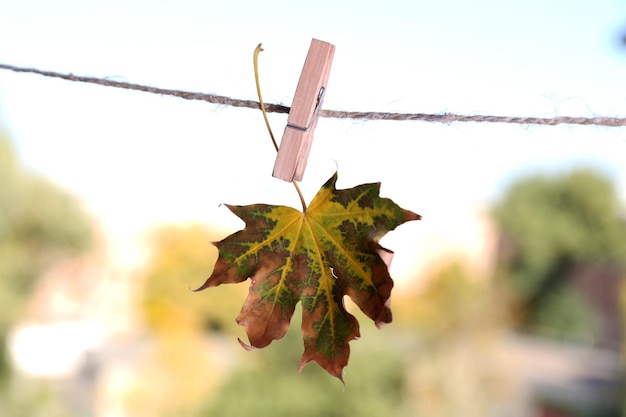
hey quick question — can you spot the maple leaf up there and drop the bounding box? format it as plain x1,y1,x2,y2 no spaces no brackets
196,173,420,379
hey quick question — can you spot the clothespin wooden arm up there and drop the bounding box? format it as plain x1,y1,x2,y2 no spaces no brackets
273,39,335,182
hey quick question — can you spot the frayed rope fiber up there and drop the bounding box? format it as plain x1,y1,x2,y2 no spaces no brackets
1,63,624,127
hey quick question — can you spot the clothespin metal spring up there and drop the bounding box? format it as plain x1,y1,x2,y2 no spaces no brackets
285,87,325,133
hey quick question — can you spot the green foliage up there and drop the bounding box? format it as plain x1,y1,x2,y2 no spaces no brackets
0,134,93,404
0,136,93,304
394,261,511,417
200,306,410,417
396,261,503,338
0,378,80,417
0,136,92,329
0,334,9,387
492,169,626,341
0,377,79,417
196,172,419,379
622,280,626,360
202,262,506,417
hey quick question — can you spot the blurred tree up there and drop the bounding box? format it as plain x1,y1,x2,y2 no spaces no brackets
140,224,248,335
395,261,505,339
200,306,409,417
492,169,626,345
621,279,626,417
394,261,512,417
123,224,249,416
0,134,93,380
140,224,411,417
0,133,93,417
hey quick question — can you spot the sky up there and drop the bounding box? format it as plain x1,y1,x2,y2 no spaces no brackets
1,0,625,282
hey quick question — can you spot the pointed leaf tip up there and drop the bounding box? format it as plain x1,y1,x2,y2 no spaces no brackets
406,210,421,222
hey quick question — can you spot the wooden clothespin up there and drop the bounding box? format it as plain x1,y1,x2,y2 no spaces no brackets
273,39,335,182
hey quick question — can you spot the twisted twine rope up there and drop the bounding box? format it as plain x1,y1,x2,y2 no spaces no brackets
1,63,624,127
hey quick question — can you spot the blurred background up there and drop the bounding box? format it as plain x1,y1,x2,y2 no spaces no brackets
1,1,625,416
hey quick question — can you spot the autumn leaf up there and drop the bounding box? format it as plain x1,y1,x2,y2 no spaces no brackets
196,173,420,379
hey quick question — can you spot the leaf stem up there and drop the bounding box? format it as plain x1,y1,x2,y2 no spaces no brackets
253,44,307,212
291,180,307,212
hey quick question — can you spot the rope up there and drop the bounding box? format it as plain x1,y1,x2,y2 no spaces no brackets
1,63,624,127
